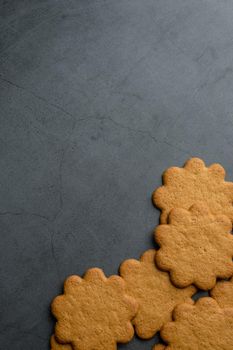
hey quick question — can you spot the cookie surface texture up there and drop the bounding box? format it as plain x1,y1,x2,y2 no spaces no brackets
153,157,233,223
211,277,233,308
159,297,233,350
52,269,138,350
119,249,196,339
50,335,72,350
155,202,233,290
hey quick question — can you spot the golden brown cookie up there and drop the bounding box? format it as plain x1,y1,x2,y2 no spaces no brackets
211,277,233,308
119,250,196,339
158,297,233,349
155,202,233,290
52,268,138,350
152,345,166,350
153,157,233,223
50,335,72,350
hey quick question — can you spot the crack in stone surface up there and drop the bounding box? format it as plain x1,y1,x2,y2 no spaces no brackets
0,75,189,225
0,211,51,221
50,231,61,282
0,75,76,119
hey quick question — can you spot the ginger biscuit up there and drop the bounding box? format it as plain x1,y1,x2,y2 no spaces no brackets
119,250,196,339
153,157,233,223
52,269,138,350
155,202,233,290
211,277,233,308
153,345,166,350
158,298,233,350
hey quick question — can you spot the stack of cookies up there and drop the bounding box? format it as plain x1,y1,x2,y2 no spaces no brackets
51,158,233,350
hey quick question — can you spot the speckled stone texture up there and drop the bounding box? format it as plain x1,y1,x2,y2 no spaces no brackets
1,0,233,349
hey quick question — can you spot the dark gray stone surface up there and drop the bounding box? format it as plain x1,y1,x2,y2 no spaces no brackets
0,0,232,348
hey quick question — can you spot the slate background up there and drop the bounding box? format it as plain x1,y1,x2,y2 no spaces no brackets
0,0,233,349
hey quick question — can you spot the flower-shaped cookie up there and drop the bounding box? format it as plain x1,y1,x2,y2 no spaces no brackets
50,335,72,350
52,268,138,350
153,157,233,223
119,250,196,339
211,276,233,308
155,202,233,290
157,298,233,349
